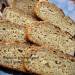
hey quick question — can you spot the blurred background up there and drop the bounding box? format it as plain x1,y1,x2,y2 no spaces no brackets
0,0,75,75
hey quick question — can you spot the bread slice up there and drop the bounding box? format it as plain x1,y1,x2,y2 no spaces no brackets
0,42,31,72
0,20,26,43
34,1,75,37
3,7,37,26
26,21,75,55
12,0,39,17
24,46,75,75
0,41,75,74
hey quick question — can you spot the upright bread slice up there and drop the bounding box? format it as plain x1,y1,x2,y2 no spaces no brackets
34,1,75,37
26,21,75,55
3,7,36,26
0,42,31,72
24,46,75,75
0,20,26,43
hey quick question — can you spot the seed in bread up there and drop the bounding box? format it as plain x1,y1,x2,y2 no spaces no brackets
26,21,75,55
24,46,75,75
34,1,75,37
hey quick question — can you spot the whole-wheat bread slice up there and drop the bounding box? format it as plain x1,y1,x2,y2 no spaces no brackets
3,7,37,26
24,45,75,75
26,21,75,55
34,1,75,37
0,42,31,72
0,20,26,43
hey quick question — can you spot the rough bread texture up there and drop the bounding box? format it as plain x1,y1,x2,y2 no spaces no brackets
0,42,31,72
0,20,26,43
24,46,75,75
12,0,39,17
26,21,75,55
3,7,36,26
34,1,75,37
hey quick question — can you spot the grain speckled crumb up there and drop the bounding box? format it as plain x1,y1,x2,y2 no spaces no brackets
34,1,75,37
26,21,75,55
0,42,31,72
24,46,75,75
0,20,26,43
3,7,37,26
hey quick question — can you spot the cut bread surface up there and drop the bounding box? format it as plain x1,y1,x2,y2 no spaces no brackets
0,41,75,74
0,20,26,43
24,46,75,75
3,7,37,26
26,21,75,55
0,42,28,72
34,1,75,37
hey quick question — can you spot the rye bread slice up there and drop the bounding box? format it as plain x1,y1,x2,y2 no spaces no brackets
34,1,75,37
24,45,75,75
26,21,75,55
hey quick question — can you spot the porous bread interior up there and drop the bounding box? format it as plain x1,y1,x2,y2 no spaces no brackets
34,1,75,36
24,46,75,75
27,21,75,54
0,20,26,43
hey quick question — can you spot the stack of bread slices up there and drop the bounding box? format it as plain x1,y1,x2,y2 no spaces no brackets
0,0,75,75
